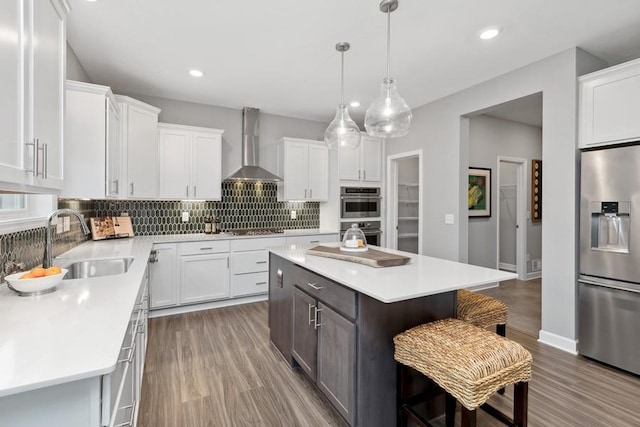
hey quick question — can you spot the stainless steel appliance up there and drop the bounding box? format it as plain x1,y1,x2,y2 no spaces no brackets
579,144,640,375
340,187,381,218
340,221,382,246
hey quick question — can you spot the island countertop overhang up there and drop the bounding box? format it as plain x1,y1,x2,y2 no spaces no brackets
268,243,517,303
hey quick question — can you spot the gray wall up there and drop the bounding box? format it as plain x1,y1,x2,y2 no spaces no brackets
384,47,607,352
467,115,542,273
66,43,91,83
119,94,327,178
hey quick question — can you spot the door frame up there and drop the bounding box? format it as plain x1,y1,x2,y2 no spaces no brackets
496,156,527,280
386,150,423,253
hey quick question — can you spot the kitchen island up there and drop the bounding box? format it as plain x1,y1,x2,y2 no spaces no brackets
268,244,516,427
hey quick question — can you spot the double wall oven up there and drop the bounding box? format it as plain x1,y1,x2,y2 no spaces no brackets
340,187,382,246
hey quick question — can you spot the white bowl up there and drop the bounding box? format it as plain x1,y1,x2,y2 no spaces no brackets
4,269,68,295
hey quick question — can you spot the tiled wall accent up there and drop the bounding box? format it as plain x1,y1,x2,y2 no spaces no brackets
0,213,92,281
63,181,320,236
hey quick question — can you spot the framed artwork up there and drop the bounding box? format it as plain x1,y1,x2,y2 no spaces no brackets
468,167,491,217
531,159,542,222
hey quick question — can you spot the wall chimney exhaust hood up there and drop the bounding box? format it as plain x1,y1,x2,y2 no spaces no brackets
225,107,282,182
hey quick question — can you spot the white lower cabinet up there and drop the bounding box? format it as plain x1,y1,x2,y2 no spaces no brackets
149,243,178,309
285,234,339,247
230,237,286,297
180,253,230,304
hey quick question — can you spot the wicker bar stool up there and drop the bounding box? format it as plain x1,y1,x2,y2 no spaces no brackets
457,289,508,336
394,318,532,427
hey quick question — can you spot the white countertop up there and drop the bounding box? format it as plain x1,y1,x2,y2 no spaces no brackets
269,243,517,303
0,229,336,398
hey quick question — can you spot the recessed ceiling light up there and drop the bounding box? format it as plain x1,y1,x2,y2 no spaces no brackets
479,27,501,40
350,101,361,108
189,69,204,77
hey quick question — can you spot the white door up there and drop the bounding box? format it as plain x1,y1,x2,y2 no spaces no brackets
158,128,189,199
361,137,383,182
180,254,230,304
192,132,222,200
307,144,328,201
127,105,158,198
149,244,178,308
284,142,308,200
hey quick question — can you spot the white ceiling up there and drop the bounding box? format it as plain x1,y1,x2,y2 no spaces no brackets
67,0,640,124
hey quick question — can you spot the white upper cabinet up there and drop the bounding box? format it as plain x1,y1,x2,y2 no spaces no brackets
339,136,383,183
579,58,640,148
0,0,69,192
116,96,161,199
158,123,224,200
277,137,329,201
62,81,121,199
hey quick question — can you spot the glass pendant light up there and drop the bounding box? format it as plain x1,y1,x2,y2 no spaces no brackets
325,42,361,151
365,0,412,138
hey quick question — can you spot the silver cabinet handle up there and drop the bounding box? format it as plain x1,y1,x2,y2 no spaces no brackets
43,143,48,178
200,247,213,250
307,282,323,291
256,261,267,264
363,169,366,180
25,140,37,175
194,186,197,198
314,307,323,330
310,188,312,198
308,303,315,325
35,139,44,177
358,170,361,180
186,185,189,197
309,240,319,244
130,182,134,196
304,189,307,199
255,281,267,286
115,179,119,194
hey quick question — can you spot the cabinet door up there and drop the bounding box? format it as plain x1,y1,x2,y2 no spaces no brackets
361,137,383,182
292,287,317,380
284,142,308,200
268,254,293,364
149,244,178,309
30,0,65,189
192,132,222,200
106,98,122,197
180,254,230,304
0,0,24,180
158,128,190,199
127,105,158,198
317,302,356,425
339,144,361,181
307,144,329,201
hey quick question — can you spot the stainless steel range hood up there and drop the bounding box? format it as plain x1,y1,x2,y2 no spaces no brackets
225,107,282,182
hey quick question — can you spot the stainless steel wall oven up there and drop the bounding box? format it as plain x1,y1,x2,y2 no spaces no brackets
340,221,382,247
340,187,381,219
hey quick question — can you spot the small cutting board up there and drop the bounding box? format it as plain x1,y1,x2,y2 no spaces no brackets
307,245,411,268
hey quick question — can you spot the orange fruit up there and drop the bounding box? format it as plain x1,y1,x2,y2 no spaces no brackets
44,266,62,276
20,272,36,279
30,267,46,278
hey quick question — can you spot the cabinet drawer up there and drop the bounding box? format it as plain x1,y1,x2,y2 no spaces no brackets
286,234,339,247
231,237,286,251
292,265,356,319
180,240,230,255
232,250,269,274
232,271,269,297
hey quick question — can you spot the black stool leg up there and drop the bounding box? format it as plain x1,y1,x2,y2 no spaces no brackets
397,363,404,427
460,406,477,427
514,382,528,427
497,323,506,395
445,393,456,427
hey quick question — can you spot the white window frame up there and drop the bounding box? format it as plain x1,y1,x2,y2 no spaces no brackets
0,195,56,234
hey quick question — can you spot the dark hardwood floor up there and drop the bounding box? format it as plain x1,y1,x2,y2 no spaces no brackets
479,278,541,337
139,298,640,427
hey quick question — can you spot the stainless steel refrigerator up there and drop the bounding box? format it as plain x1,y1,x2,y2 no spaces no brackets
579,144,640,375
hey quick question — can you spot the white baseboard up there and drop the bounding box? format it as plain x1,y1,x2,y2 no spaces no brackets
499,262,516,272
538,330,578,354
149,294,268,318
526,271,541,280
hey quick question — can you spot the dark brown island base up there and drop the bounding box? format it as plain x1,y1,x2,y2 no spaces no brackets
268,244,516,427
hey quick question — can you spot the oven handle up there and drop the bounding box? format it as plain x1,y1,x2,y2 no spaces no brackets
341,230,383,236
340,196,382,199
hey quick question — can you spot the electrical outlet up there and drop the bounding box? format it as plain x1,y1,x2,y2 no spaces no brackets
444,214,454,225
290,210,297,220
182,211,189,222
63,216,70,232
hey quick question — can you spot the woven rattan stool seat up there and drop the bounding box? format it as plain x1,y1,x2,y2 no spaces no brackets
457,289,508,329
394,318,532,411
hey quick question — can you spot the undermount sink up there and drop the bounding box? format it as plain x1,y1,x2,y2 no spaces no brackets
63,257,134,280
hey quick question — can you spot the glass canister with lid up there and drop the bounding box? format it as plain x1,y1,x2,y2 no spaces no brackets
340,223,368,252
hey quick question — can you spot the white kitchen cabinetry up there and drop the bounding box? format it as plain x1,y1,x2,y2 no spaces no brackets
62,81,122,198
277,137,329,201
179,241,230,304
116,95,161,199
149,243,178,309
285,234,339,247
339,136,383,183
579,58,640,148
0,0,69,191
230,237,286,297
158,123,224,200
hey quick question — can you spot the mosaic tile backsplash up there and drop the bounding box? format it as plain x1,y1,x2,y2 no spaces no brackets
1,182,319,280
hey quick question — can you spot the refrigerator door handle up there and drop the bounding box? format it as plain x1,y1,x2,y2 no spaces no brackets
578,277,640,294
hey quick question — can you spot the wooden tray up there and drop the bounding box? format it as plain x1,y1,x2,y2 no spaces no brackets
307,245,411,268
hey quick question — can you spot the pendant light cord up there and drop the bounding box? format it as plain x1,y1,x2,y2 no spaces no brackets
341,50,345,106
386,8,391,81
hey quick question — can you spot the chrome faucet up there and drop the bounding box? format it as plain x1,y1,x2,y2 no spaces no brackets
43,209,91,268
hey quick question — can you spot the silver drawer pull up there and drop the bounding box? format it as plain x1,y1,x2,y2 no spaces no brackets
309,240,319,244
255,281,267,285
307,282,323,291
200,247,213,250
314,307,323,330
308,303,316,325
256,261,268,264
